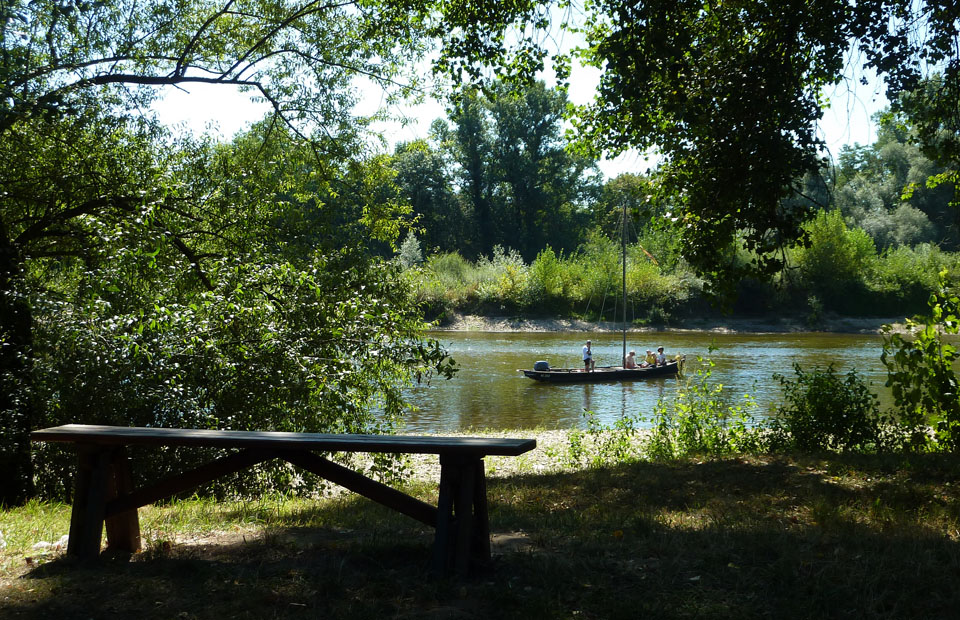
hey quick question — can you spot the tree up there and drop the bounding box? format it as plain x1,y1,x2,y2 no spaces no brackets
793,209,877,313
441,80,597,260
486,80,596,259
593,173,651,235
835,112,953,250
434,1,960,296
570,0,854,291
1,0,533,503
0,110,171,502
446,88,497,258
391,139,464,255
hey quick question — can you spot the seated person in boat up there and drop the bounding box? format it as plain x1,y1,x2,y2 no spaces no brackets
655,346,667,366
624,350,638,369
642,349,656,367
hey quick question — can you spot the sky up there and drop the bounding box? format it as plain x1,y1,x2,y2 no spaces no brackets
151,55,888,180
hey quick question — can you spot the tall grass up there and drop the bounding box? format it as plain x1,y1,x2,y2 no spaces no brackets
410,224,958,322
412,240,701,322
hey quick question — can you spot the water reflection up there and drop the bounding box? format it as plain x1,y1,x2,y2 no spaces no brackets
402,330,890,433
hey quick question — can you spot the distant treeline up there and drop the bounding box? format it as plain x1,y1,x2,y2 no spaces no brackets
385,83,958,321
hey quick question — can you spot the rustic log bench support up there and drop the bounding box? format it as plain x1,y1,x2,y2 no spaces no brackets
31,425,536,576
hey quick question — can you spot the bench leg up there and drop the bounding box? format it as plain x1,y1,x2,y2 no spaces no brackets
433,455,491,576
67,445,112,559
472,459,491,562
104,447,141,553
67,445,141,559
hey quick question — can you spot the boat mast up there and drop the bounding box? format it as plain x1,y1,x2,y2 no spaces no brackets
622,200,627,365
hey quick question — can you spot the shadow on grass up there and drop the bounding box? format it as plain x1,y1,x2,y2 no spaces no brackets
4,452,960,619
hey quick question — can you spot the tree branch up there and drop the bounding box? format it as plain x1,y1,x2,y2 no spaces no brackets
176,0,238,78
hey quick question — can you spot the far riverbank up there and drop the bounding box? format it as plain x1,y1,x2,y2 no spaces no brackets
434,312,909,334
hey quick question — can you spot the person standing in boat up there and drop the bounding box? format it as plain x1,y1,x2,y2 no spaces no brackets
624,350,638,369
582,340,594,372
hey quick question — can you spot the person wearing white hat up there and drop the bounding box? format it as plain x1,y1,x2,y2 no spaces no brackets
655,346,667,366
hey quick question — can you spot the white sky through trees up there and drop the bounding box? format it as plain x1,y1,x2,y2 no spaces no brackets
152,52,887,180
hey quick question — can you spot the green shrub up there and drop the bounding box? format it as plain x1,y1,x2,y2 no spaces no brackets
28,256,450,500
870,243,953,313
768,363,890,453
644,357,765,459
397,231,423,268
547,409,642,468
794,210,878,313
407,236,703,320
882,270,960,451
526,246,564,308
636,226,684,271
425,251,473,284
476,246,529,309
415,252,477,313
571,232,623,319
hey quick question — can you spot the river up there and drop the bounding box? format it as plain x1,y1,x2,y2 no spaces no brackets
400,330,892,433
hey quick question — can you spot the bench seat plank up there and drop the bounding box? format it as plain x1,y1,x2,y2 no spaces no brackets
31,424,536,456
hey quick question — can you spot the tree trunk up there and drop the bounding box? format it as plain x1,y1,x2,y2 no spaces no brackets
0,227,35,505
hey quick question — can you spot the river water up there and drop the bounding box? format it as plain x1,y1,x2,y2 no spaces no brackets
401,330,892,433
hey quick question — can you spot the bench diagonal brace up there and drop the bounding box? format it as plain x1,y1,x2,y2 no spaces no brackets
280,449,438,528
105,448,276,518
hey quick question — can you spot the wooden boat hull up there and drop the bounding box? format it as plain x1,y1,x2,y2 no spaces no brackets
519,359,683,383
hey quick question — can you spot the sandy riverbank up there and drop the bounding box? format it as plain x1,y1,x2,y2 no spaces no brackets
434,313,909,334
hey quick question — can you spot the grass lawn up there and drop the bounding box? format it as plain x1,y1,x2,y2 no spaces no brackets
2,443,959,619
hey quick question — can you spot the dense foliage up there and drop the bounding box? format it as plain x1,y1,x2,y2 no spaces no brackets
431,1,960,293
882,270,960,451
408,223,959,325
3,1,960,505
769,364,888,453
395,81,599,261
0,0,532,504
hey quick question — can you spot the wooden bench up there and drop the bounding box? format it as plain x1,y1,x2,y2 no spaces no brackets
30,424,536,575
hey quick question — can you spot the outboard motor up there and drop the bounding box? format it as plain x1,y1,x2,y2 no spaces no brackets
533,360,550,371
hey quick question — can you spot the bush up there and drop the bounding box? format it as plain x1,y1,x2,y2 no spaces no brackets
397,231,423,268
425,251,473,284
476,246,529,310
794,210,878,313
882,270,960,451
870,243,954,314
28,256,451,500
527,246,564,308
644,357,765,459
860,203,936,250
768,363,890,453
415,252,476,313
572,232,621,318
407,235,703,320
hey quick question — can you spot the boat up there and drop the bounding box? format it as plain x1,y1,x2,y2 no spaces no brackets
520,200,685,383
519,359,683,383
